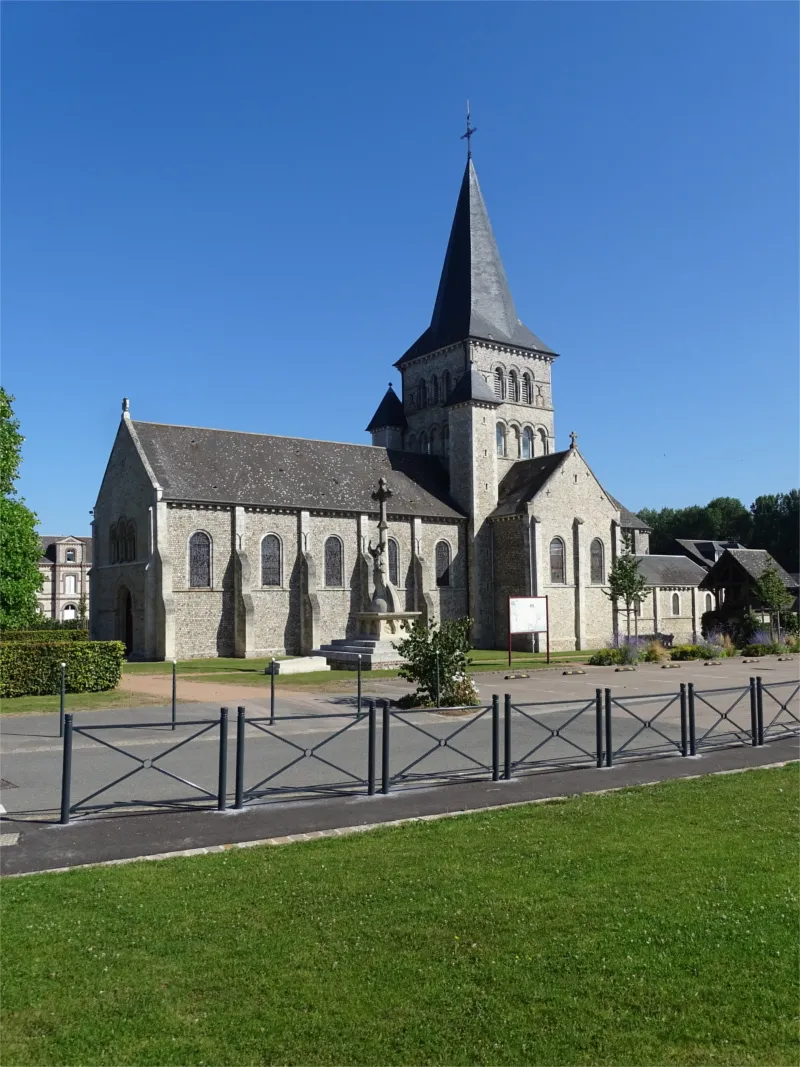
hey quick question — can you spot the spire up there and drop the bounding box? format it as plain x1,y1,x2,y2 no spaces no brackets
365,384,407,433
397,158,555,365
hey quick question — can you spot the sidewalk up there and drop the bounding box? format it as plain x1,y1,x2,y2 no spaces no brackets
1,736,796,877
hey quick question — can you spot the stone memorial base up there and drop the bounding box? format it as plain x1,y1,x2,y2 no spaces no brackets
313,611,421,670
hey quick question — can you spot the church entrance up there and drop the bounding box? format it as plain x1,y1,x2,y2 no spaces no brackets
117,587,133,656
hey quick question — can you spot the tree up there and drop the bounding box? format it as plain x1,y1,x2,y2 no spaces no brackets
750,492,800,573
638,497,752,555
604,541,649,638
755,566,794,641
395,617,479,707
0,389,42,629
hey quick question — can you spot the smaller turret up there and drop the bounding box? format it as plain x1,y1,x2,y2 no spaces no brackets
366,384,407,449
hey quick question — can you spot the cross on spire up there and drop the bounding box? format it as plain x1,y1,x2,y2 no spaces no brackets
460,100,477,159
569,431,578,450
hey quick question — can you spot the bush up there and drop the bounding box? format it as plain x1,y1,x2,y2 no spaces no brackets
1,629,88,643
0,641,125,697
395,618,480,707
670,645,708,661
588,648,623,666
783,613,799,638
742,642,789,658
642,640,668,663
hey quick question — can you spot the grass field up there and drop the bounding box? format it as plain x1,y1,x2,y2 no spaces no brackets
2,766,797,1066
0,689,176,715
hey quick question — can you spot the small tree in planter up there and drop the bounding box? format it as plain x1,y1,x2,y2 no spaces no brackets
755,566,794,642
394,617,479,707
604,540,649,638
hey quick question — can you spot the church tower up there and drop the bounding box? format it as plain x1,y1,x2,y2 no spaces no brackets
372,144,559,644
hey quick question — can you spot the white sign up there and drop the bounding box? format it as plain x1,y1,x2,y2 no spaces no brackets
509,596,548,634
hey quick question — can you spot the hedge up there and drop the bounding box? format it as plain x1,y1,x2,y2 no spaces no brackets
0,641,125,698
1,629,89,643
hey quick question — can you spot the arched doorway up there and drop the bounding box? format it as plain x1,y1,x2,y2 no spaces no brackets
117,587,133,656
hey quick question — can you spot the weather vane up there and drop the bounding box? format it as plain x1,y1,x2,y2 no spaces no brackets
461,100,477,158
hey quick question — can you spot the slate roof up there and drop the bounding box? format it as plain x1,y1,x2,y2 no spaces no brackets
130,421,464,519
365,386,407,432
675,538,744,569
445,364,500,407
490,452,570,517
634,554,707,587
608,496,650,531
397,159,556,365
39,536,93,565
699,548,797,590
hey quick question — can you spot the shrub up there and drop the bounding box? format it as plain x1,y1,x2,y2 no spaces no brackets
395,618,480,707
670,645,708,661
0,629,88,643
742,642,789,657
783,613,800,638
588,647,623,666
0,641,125,698
642,640,668,663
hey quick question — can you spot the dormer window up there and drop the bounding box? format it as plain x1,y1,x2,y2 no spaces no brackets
66,549,76,562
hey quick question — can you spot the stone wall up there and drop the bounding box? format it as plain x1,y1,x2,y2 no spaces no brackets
169,507,236,658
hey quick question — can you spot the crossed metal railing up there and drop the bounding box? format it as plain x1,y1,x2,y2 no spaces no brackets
56,676,799,824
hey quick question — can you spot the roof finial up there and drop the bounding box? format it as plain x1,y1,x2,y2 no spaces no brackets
461,100,477,159
569,431,578,450
122,397,130,420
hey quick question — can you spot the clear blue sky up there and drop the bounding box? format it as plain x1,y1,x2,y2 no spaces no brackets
3,2,797,535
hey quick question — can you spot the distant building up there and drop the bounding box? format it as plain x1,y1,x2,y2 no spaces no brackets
674,539,746,571
699,549,798,614
37,536,92,622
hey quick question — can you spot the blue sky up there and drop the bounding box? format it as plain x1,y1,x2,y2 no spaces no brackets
3,2,797,535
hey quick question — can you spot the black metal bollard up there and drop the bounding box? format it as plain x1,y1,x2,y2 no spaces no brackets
270,660,276,725
604,688,613,767
680,683,688,757
357,654,362,718
688,683,697,756
234,706,246,809
436,652,441,709
504,694,512,780
59,662,66,739
217,707,229,811
491,695,500,781
595,689,604,768
381,700,390,795
367,700,376,795
756,676,764,746
171,659,177,731
59,713,73,825
749,677,758,747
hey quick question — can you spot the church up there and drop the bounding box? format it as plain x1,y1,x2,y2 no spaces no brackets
91,148,704,661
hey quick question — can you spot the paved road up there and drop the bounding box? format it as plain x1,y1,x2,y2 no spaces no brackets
1,658,796,820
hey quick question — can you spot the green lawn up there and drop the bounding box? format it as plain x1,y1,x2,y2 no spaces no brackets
0,689,174,715
3,767,797,1066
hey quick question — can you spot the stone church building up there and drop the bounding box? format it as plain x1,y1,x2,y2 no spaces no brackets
91,154,675,660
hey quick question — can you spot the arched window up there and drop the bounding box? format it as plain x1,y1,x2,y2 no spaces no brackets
538,428,549,455
509,371,519,402
496,423,507,457
63,604,77,621
109,524,118,564
418,379,427,408
549,538,566,584
419,431,428,455
430,427,439,454
671,592,681,616
126,522,136,562
431,376,439,404
511,426,521,457
324,536,343,587
521,426,533,459
494,368,505,400
189,531,212,588
442,425,450,457
406,433,415,453
261,534,281,586
66,549,76,563
435,541,451,587
590,539,604,584
704,592,713,612
521,374,532,404
441,370,451,401
65,575,77,595
388,538,399,586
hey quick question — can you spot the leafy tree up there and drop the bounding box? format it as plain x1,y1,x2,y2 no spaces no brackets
755,565,794,641
395,617,478,707
0,389,42,629
750,492,800,573
604,541,649,638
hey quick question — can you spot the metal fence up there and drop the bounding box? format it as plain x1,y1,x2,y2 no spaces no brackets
57,676,799,824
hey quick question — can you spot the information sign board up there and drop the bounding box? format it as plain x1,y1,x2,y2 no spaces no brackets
507,595,550,666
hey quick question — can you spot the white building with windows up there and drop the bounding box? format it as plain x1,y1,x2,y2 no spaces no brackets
90,150,709,660
37,536,92,623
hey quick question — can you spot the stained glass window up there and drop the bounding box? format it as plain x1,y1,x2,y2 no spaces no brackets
705,593,713,612
388,538,399,586
261,535,281,586
109,525,117,564
126,522,136,562
324,537,343,587
549,538,565,584
435,541,451,587
590,539,604,583
418,379,427,408
189,531,211,588
522,427,533,459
